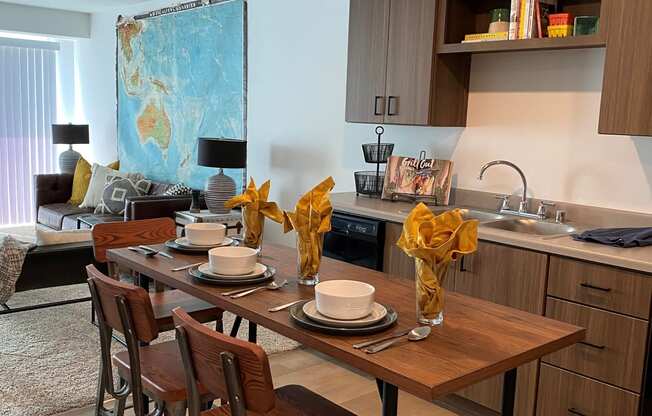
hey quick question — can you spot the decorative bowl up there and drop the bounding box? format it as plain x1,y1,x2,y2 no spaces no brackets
208,246,258,276
315,280,375,320
185,223,226,246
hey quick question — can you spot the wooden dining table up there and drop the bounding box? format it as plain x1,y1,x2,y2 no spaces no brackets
108,243,584,416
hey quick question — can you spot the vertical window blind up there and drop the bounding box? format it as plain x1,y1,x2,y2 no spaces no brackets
0,38,58,225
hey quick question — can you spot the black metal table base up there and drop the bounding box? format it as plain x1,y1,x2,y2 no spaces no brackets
0,297,91,315
375,368,518,416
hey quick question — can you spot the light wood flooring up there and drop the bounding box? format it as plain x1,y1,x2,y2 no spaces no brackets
54,347,468,416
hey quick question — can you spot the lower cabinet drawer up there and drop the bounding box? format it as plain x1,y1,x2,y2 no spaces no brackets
537,364,639,416
543,298,648,392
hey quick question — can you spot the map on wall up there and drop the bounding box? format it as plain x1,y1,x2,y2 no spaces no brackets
116,0,246,191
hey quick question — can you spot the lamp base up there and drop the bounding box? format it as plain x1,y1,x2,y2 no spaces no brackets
205,169,235,214
59,146,81,174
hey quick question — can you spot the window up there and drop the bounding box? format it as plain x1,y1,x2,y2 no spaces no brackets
0,37,58,225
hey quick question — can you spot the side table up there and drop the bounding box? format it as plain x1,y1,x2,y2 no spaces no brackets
174,210,243,236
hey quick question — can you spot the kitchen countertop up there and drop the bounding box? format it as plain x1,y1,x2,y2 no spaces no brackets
331,192,652,274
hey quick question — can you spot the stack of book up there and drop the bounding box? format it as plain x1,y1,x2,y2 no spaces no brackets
508,0,558,39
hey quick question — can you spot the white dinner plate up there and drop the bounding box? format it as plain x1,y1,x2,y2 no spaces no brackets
198,262,268,279
302,300,387,328
175,237,233,249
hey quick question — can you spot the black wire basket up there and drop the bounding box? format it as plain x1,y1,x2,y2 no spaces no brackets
354,171,385,196
362,143,394,164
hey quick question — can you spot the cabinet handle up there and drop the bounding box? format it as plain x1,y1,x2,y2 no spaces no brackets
387,96,398,116
460,256,467,272
374,96,385,116
579,282,612,292
579,341,606,350
568,408,588,416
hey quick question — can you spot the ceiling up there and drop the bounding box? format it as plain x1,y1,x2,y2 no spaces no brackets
2,0,154,13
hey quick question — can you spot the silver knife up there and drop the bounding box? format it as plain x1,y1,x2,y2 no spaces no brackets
268,299,306,313
221,286,261,296
139,245,174,259
352,329,411,349
171,262,203,272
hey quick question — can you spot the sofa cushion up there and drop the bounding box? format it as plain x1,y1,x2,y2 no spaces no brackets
95,176,152,215
37,204,93,231
0,236,30,303
80,164,141,209
61,213,92,230
149,181,173,195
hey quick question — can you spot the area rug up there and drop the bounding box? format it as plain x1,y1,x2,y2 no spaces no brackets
0,284,299,416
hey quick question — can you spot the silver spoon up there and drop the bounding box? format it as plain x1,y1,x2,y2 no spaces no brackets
363,326,431,354
230,280,288,299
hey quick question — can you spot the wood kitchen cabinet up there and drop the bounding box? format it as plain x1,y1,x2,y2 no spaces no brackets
599,0,652,136
345,0,469,126
452,240,548,416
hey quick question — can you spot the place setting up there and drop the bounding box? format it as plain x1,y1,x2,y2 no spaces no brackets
286,279,400,337
165,223,237,253
187,245,276,286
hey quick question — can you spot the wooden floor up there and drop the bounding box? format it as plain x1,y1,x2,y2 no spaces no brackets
55,347,462,416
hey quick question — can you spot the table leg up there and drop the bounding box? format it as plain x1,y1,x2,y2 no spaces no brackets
135,272,150,414
248,322,258,343
501,368,518,416
375,379,398,416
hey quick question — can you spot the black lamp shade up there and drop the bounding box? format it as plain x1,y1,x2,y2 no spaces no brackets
52,124,89,145
197,138,246,169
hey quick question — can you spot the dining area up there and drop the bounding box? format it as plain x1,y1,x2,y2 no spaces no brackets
85,177,585,416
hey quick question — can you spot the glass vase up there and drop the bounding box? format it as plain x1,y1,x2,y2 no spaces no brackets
241,206,264,255
296,233,323,286
415,259,450,326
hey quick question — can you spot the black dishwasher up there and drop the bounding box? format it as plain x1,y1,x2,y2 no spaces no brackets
323,212,385,271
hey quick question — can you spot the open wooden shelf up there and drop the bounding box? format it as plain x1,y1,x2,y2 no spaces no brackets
437,33,606,54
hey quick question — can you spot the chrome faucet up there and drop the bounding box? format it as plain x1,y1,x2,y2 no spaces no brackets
478,160,547,220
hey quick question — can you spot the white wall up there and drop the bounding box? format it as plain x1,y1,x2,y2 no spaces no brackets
0,2,90,38
72,0,651,244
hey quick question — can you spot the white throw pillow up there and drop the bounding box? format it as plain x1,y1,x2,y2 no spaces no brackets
80,164,141,209
36,228,92,246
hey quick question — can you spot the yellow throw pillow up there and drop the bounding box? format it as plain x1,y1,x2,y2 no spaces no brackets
67,158,120,205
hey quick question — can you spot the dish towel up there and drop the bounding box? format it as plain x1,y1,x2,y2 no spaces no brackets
572,228,652,248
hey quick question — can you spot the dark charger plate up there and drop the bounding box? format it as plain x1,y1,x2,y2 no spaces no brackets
188,266,275,286
289,300,398,336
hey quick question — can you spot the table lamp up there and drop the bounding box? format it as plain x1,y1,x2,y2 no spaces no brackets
52,124,89,174
197,138,246,214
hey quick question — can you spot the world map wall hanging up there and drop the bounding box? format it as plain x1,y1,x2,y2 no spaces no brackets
116,0,246,191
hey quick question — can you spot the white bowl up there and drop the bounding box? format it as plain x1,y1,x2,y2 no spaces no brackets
208,246,258,276
185,223,226,246
315,280,375,320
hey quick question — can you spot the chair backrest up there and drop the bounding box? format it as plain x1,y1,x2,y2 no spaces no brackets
91,217,176,263
172,307,276,415
86,264,159,343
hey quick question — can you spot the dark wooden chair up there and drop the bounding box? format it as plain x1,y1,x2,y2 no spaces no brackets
172,307,357,416
88,265,217,416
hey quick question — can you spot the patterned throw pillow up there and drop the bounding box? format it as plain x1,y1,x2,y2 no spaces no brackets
0,236,29,304
163,183,193,196
94,176,152,215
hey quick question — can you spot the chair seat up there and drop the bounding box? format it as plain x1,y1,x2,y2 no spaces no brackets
203,384,356,416
113,340,210,403
150,289,222,332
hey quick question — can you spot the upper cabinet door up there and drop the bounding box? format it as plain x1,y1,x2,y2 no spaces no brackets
599,0,652,136
384,0,437,125
345,0,391,124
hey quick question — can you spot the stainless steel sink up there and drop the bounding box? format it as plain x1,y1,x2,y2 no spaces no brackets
457,208,505,222
482,218,577,236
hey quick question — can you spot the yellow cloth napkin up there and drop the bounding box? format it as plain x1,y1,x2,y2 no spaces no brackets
225,178,284,248
397,203,478,318
283,177,335,278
